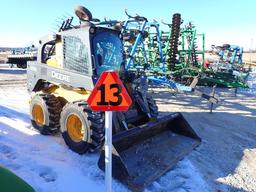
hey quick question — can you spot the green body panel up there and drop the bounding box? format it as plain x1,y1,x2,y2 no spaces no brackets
0,166,35,192
199,72,249,88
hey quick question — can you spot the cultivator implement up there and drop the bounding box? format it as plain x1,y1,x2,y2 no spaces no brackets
199,44,249,88
116,11,218,108
199,71,249,88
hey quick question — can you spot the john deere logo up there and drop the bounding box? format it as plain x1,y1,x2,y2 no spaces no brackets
51,71,70,83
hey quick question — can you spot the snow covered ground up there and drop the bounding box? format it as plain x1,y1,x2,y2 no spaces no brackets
0,65,256,192
238,72,256,95
0,66,210,192
153,86,256,192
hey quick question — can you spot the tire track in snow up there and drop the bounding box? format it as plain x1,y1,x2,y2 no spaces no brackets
0,85,211,192
0,79,26,86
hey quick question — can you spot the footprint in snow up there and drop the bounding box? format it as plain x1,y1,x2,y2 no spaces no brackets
37,166,57,183
0,143,16,159
89,170,104,181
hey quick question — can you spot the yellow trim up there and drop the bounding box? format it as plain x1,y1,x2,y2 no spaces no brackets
32,104,44,126
41,85,91,104
66,114,84,142
46,41,62,68
46,57,58,68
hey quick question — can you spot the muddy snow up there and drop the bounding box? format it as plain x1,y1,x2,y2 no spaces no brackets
0,65,256,192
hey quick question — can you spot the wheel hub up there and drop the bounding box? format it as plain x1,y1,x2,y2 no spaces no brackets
66,114,84,142
32,104,45,126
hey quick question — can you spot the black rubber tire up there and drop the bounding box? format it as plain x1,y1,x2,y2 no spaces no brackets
74,5,92,21
30,94,62,135
60,101,104,154
146,94,158,119
222,44,230,49
20,63,27,69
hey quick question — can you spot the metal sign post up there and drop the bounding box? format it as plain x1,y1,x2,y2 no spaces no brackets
87,71,132,192
105,111,112,192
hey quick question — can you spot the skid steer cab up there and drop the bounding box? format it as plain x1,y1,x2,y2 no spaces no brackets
27,5,201,191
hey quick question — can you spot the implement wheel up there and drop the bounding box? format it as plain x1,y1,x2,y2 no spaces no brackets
74,6,92,21
20,62,27,69
60,101,104,154
30,94,62,135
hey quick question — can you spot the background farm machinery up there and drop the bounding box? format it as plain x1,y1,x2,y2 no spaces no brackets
114,11,218,107
199,44,249,88
119,11,205,89
117,11,248,89
6,45,37,69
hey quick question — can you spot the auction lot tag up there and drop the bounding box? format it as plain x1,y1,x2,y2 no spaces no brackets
87,71,132,111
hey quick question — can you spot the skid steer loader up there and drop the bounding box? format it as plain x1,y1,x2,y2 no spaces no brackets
27,6,201,191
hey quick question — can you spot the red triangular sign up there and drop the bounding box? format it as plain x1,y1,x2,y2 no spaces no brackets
87,71,132,111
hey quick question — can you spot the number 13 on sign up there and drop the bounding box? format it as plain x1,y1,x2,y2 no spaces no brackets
87,71,132,111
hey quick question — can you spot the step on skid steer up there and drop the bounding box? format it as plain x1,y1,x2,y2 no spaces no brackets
27,6,201,191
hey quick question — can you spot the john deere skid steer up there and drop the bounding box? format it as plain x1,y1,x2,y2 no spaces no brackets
27,6,201,191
